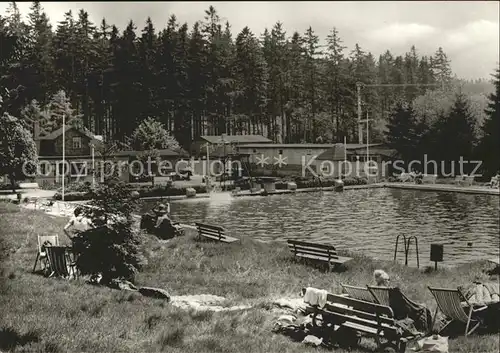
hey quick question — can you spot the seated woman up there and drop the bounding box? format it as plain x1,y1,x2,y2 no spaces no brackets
372,270,432,334
153,204,183,239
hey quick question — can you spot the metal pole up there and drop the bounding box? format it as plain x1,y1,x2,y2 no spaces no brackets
343,136,347,178
357,83,362,144
366,112,369,182
62,114,65,201
92,144,95,187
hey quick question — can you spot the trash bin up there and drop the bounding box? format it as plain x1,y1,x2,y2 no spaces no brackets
186,187,196,198
334,179,344,192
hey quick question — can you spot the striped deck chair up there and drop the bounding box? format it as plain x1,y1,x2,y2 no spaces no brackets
367,285,391,306
45,246,78,279
32,235,59,273
428,286,488,336
341,283,375,302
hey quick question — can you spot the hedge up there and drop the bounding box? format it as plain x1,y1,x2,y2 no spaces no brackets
52,176,368,201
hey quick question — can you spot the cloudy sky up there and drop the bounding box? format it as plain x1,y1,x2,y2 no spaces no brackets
2,1,499,79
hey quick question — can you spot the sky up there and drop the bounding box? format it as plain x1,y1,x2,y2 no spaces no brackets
1,1,499,79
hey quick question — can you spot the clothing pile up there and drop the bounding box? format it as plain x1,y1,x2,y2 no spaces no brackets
303,287,328,308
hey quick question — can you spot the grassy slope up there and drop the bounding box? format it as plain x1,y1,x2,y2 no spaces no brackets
0,202,498,352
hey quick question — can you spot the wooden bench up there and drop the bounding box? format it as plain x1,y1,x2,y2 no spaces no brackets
305,291,424,353
195,222,239,243
19,182,40,189
287,239,352,270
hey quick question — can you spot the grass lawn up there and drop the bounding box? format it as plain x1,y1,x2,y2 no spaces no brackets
0,201,498,352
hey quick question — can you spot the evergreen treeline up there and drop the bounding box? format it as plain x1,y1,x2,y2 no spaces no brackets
2,2,457,148
386,69,499,178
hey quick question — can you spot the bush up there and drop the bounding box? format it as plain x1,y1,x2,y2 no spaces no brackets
0,183,19,191
75,177,144,283
53,191,92,201
57,181,92,193
343,176,368,186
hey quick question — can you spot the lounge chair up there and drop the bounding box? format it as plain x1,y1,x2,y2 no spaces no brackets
367,285,391,306
45,246,78,279
428,286,488,336
487,176,499,188
397,172,413,183
341,283,375,302
32,235,60,273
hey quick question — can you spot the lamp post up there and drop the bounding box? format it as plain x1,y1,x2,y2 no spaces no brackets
361,112,373,183
90,135,103,187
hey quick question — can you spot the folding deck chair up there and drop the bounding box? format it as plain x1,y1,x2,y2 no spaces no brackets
367,285,391,306
45,246,78,279
428,286,488,336
32,235,60,273
341,283,376,302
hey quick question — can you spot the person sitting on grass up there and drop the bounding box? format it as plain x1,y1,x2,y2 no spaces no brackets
63,206,94,243
153,203,183,238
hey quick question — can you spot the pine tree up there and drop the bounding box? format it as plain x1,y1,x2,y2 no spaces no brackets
187,21,207,139
324,27,348,141
432,47,452,87
233,26,268,135
45,90,83,132
476,68,500,178
385,101,419,163
431,92,476,174
302,26,322,142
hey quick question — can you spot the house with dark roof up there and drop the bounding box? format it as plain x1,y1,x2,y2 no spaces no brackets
191,134,272,156
236,142,396,179
33,122,183,186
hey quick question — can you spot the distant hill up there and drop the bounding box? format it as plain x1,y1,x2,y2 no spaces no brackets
453,78,495,96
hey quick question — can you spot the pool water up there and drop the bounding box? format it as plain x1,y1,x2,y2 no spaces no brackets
142,188,500,267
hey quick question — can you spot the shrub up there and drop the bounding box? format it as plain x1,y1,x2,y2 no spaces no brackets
74,177,144,283
57,181,92,193
53,191,92,201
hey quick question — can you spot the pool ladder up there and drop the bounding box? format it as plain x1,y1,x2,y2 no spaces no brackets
393,234,420,268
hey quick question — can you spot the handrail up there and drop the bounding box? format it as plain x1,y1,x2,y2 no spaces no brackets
394,234,406,262
394,234,420,268
406,235,420,268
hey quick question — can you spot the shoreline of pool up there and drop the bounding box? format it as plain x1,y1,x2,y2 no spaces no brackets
140,182,499,201
383,182,500,196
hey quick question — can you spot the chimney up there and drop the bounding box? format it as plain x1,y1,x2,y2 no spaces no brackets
33,120,41,153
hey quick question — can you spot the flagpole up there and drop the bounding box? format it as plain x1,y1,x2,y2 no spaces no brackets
62,113,65,201
343,136,347,178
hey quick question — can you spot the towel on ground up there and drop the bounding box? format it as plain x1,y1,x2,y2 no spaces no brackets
303,287,328,308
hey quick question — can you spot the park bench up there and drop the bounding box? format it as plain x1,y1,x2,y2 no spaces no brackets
19,182,40,189
305,290,424,353
195,222,239,243
287,239,352,270
421,174,437,184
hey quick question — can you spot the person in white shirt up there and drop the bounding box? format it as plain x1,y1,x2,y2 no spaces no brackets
64,206,94,242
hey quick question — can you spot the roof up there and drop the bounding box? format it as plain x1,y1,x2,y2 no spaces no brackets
39,125,96,141
200,135,272,144
115,149,180,157
237,143,383,149
316,145,354,161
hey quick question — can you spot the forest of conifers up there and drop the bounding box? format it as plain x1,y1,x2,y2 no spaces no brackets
0,2,497,158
